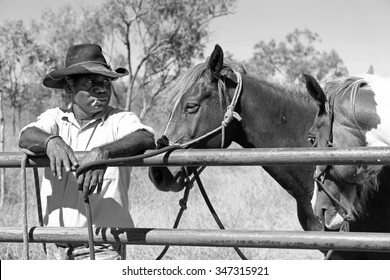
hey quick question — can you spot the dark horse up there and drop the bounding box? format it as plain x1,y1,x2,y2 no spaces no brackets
149,45,390,259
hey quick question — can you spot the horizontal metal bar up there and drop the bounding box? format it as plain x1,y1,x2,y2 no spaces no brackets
1,227,390,252
1,147,390,168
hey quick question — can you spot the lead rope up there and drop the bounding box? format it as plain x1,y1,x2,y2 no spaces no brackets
155,166,207,260
221,71,242,148
33,167,46,255
191,167,248,260
21,154,29,260
84,197,95,260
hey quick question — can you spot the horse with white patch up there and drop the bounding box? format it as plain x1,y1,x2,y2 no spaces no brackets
304,68,390,230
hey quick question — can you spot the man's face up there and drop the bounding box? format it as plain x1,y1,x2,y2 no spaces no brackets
71,74,112,116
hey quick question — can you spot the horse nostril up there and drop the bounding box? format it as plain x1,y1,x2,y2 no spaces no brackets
344,211,355,222
148,166,185,192
148,167,163,184
156,135,170,149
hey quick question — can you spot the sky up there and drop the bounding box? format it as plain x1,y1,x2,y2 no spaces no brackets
1,0,389,76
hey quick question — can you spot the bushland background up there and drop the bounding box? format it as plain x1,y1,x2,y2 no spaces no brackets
0,0,349,260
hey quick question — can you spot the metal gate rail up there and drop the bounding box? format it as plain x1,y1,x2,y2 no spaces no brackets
1,227,390,252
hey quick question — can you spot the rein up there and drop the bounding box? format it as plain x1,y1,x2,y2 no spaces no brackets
74,71,243,176
314,167,351,221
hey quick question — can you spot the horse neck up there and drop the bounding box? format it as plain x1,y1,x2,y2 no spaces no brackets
234,76,317,149
227,76,320,231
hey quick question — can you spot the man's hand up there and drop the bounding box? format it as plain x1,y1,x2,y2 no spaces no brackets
76,147,109,201
46,136,79,180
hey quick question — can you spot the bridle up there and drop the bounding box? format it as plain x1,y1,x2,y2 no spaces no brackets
152,69,247,259
160,69,243,149
312,92,356,220
311,93,352,259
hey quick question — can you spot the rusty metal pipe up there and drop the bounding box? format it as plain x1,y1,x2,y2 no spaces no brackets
1,147,390,168
1,227,390,252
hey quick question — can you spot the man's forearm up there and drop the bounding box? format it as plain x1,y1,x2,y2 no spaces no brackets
19,127,54,155
99,129,156,158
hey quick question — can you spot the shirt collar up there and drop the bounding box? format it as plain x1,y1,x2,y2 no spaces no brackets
61,106,112,128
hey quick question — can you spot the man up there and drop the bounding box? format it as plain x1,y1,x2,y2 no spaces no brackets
19,44,155,260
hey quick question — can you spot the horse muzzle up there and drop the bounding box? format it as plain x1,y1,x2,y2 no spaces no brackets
148,166,186,192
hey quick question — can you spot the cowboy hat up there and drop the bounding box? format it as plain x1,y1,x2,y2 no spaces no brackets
43,44,129,89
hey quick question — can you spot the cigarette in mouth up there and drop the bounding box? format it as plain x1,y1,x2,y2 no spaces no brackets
91,100,99,106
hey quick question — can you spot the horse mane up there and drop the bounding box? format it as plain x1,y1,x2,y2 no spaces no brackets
325,76,382,218
167,60,209,106
324,76,368,102
324,76,370,133
353,178,379,219
169,57,311,101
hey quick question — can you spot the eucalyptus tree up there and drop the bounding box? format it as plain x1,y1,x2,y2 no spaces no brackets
95,0,237,118
245,28,348,85
0,19,49,205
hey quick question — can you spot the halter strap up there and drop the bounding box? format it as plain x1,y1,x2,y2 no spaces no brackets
314,167,352,221
221,70,243,148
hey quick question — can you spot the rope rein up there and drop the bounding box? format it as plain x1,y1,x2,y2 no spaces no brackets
221,71,243,148
75,71,243,176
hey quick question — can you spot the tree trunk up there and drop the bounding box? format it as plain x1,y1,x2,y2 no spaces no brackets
0,91,5,207
12,106,16,136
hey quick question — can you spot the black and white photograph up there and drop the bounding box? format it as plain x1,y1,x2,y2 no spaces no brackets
1,0,389,279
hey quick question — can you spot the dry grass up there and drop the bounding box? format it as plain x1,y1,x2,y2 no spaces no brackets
0,131,323,260
0,164,323,260
126,166,323,260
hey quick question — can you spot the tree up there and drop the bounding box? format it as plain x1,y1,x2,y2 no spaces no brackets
0,20,48,134
34,4,108,108
94,0,236,118
0,19,50,205
245,28,348,85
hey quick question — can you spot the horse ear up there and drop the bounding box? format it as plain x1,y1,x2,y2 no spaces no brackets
238,65,247,75
367,65,374,74
303,74,327,106
208,44,224,74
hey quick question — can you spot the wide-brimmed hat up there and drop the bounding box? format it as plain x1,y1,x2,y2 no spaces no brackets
43,44,129,89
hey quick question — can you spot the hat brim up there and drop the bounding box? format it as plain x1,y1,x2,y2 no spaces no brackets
43,62,129,89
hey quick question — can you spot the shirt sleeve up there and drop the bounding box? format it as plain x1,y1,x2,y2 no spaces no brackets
19,108,60,137
115,111,155,140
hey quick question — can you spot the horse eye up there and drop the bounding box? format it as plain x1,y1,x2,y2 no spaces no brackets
184,103,199,113
307,136,316,145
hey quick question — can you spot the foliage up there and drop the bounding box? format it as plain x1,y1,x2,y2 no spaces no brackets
0,20,51,130
244,28,349,85
94,0,236,118
32,4,109,107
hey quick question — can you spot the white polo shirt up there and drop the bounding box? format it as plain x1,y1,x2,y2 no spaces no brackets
21,106,154,228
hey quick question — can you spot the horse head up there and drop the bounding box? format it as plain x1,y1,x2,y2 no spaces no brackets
149,44,241,192
304,71,383,229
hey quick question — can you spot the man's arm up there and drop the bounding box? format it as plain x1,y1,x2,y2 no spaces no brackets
19,126,79,179
19,126,53,155
77,129,156,199
100,129,156,158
